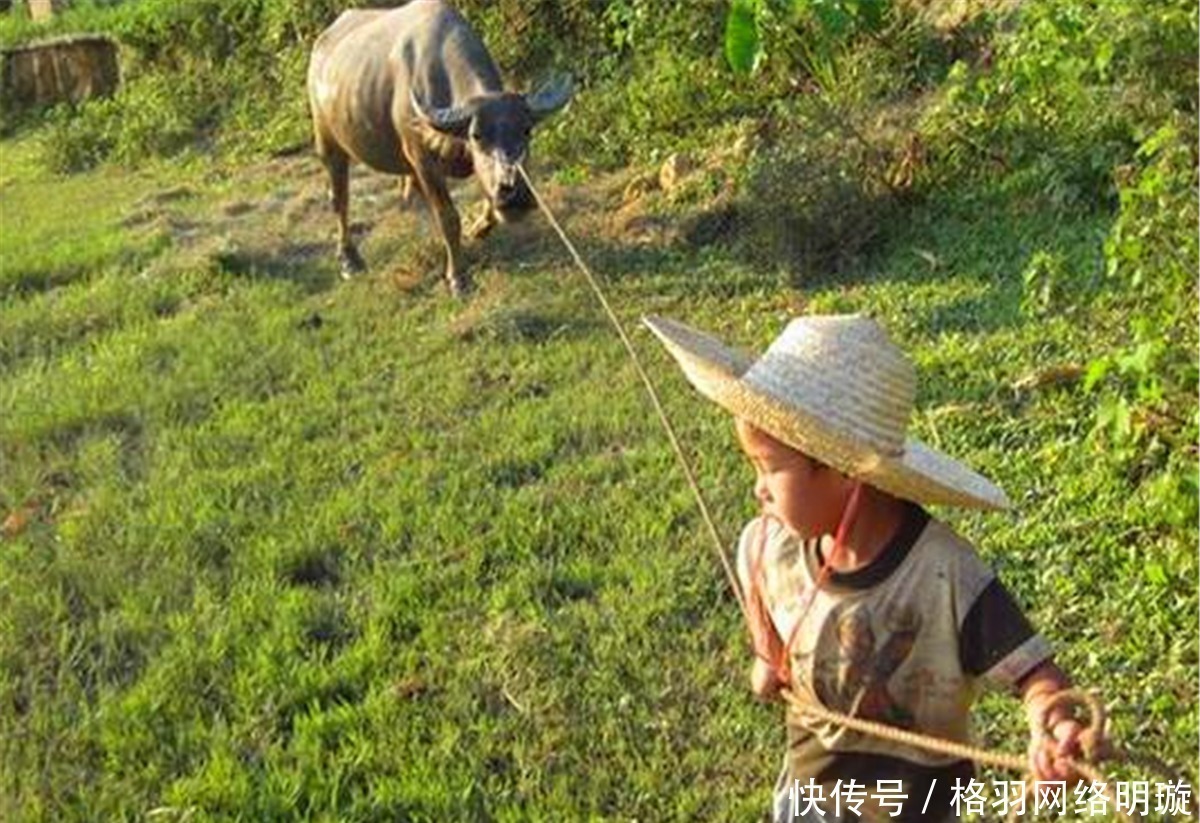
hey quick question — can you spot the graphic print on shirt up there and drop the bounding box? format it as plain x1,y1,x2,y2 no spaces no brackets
812,602,921,729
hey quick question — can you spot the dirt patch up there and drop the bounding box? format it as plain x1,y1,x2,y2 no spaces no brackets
119,153,685,302
221,200,256,217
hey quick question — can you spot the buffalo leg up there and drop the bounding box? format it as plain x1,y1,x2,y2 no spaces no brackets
465,202,498,241
317,140,366,279
399,175,417,207
409,155,470,296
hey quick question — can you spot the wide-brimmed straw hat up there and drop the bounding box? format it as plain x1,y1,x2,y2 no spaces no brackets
643,314,1009,510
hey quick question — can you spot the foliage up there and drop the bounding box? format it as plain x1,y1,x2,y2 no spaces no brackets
0,133,1195,817
5,0,752,171
40,68,218,172
0,0,1195,815
1080,113,1199,531
3,0,347,166
922,0,1196,208
723,0,892,87
1104,117,1198,291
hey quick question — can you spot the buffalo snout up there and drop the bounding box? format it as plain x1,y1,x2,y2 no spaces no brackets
495,180,534,216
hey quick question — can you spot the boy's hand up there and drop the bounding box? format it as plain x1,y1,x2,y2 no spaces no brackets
750,656,785,701
1019,660,1103,784
1027,711,1085,782
745,578,787,701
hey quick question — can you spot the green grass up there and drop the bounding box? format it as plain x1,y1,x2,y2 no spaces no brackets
0,125,1195,823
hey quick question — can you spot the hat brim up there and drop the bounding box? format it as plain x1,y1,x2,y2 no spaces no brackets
644,315,1010,511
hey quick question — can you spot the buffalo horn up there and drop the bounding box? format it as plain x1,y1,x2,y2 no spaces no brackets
410,89,473,135
527,75,573,120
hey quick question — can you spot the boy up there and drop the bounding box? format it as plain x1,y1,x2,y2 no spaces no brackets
643,313,1092,822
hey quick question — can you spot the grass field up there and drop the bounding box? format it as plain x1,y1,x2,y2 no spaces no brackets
0,107,1196,823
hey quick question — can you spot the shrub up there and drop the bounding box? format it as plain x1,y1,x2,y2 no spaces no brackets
1084,112,1198,486
40,98,117,173
920,0,1197,208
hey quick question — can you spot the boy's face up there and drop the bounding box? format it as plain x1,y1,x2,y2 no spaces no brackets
735,418,851,540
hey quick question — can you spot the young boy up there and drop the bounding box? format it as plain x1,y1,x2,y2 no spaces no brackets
643,313,1094,822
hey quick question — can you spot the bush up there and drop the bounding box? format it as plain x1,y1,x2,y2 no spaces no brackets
1083,112,1198,503
39,65,219,172
921,0,1197,208
10,0,752,172
40,99,116,173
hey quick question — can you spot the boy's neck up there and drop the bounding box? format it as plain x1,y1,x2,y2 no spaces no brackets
827,487,910,573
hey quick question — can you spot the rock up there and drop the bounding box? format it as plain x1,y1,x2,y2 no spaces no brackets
621,172,657,205
659,152,695,192
1012,364,1085,392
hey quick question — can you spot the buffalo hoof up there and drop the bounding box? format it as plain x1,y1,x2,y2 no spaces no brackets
465,205,496,241
338,247,367,280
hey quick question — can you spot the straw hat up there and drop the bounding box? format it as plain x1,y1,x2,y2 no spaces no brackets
643,314,1010,510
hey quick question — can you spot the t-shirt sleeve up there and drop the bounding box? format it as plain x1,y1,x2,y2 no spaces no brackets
958,576,1053,689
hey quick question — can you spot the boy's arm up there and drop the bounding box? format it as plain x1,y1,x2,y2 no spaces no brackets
750,654,784,701
1019,660,1091,782
736,519,786,701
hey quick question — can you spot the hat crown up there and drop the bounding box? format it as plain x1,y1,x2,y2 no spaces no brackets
744,315,915,455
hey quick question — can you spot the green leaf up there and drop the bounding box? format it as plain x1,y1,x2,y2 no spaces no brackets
1093,40,1114,77
1144,562,1168,587
852,0,886,32
1112,396,1133,440
811,0,851,37
1117,342,1156,377
1082,357,1110,392
724,0,761,75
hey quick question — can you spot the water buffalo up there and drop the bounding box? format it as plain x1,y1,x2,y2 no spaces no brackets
307,0,573,296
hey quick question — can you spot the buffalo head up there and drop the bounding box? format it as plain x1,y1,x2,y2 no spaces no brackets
411,75,572,221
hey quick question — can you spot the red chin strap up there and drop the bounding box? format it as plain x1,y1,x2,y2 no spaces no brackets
745,481,864,686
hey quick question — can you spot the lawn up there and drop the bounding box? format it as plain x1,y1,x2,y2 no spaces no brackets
0,117,1195,822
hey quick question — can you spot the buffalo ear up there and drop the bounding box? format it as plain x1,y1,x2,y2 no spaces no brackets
410,89,473,138
526,75,573,123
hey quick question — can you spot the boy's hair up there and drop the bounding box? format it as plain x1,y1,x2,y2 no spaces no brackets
740,421,830,471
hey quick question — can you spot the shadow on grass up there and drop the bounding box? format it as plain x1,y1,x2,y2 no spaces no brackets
212,241,342,295
0,243,164,301
591,181,1116,339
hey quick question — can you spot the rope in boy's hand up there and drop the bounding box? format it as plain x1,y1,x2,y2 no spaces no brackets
786,687,1198,822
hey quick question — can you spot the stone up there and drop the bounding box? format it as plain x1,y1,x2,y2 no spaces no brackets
658,152,695,192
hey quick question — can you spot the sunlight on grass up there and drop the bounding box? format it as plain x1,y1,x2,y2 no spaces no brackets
0,137,167,298
1,141,1194,821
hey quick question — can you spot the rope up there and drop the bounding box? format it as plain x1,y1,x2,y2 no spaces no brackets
516,164,747,618
515,164,1189,822
785,689,1023,772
